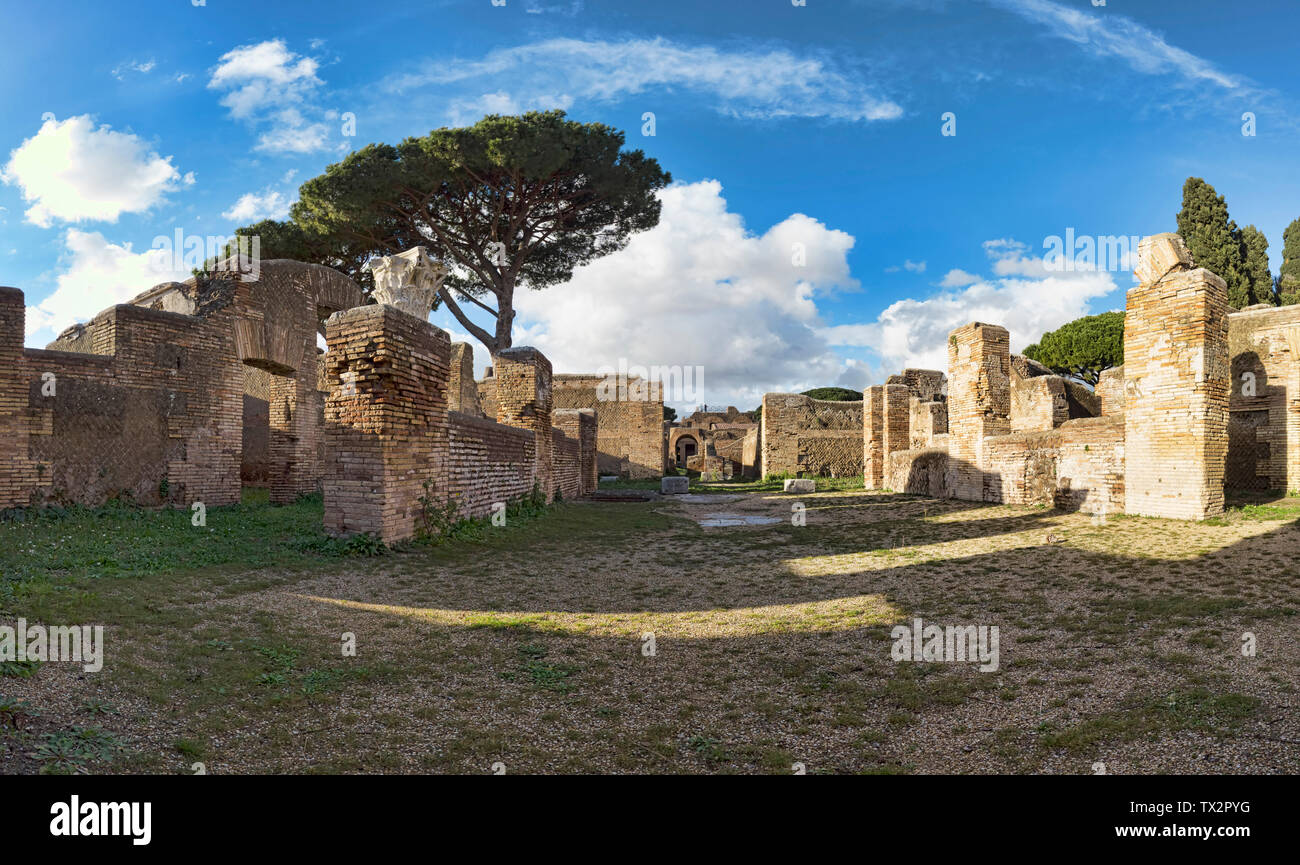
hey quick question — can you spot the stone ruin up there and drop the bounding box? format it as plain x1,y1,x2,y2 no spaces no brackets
473,370,665,480
857,232,1264,520
760,392,864,479
667,406,759,479
0,250,602,544
3,230,1289,531
1,260,361,509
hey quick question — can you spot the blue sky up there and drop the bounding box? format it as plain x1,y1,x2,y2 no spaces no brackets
2,0,1297,409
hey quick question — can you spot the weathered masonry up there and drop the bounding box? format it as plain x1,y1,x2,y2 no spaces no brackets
864,233,1249,521
760,393,863,478
478,371,664,479
322,304,596,543
0,260,361,510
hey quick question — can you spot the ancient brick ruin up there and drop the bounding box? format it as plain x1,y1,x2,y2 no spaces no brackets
760,392,864,478
322,305,597,542
667,406,758,479
3,230,1293,531
0,260,360,510
476,371,664,479
860,233,1268,521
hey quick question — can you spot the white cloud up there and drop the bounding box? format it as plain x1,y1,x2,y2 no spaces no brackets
111,58,156,80
939,268,980,288
985,0,1245,90
208,40,329,154
822,237,1117,373
387,37,903,125
1,115,182,227
885,259,926,273
221,189,293,223
24,230,191,344
508,180,863,409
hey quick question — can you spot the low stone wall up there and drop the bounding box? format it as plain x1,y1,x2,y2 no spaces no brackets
885,447,948,496
982,416,1125,514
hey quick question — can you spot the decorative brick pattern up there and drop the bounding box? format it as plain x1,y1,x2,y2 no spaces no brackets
761,393,864,478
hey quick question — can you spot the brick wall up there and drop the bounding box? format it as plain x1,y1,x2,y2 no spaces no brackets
863,386,885,488
448,342,480,414
909,399,947,449
550,375,664,478
982,417,1125,514
1097,366,1125,417
761,393,864,478
7,294,244,509
447,411,535,519
553,408,598,495
323,304,451,541
1226,304,1300,491
1011,374,1070,433
495,347,555,503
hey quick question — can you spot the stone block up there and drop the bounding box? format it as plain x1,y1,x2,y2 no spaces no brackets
783,478,815,493
661,476,689,494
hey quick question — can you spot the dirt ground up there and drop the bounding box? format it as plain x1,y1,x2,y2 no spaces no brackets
3,487,1298,774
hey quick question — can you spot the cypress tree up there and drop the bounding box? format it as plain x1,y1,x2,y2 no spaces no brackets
1240,225,1275,306
1280,218,1300,306
1176,178,1253,307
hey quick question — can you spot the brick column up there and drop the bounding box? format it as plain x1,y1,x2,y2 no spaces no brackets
863,385,884,488
1124,234,1230,520
946,322,1011,500
323,304,450,543
494,347,554,502
882,383,911,461
0,287,34,509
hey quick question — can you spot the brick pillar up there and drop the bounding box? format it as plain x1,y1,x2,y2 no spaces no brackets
0,287,33,509
323,304,450,543
946,322,1011,500
863,385,884,488
494,347,554,502
554,408,598,495
882,383,911,461
1124,234,1230,520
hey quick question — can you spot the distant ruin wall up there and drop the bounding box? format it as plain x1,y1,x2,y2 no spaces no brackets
762,393,863,478
550,375,663,479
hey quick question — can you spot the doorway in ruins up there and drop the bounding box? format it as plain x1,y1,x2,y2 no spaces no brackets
675,435,699,466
